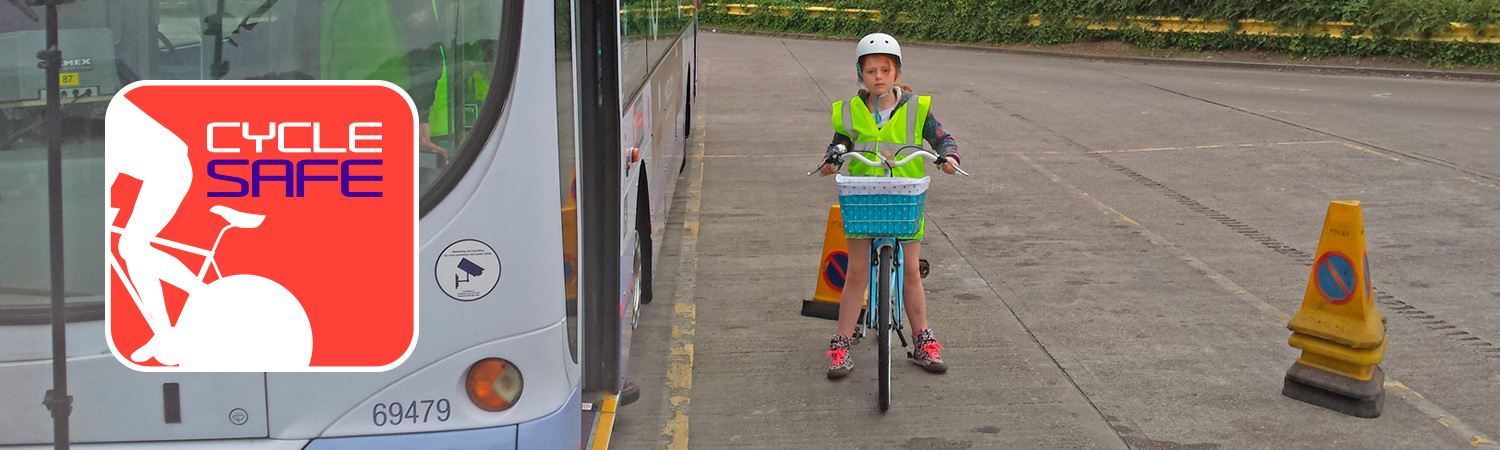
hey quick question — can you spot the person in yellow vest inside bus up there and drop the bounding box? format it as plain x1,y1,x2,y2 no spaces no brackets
815,33,962,379
321,0,489,178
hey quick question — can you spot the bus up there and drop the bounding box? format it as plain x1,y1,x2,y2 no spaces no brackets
0,0,695,448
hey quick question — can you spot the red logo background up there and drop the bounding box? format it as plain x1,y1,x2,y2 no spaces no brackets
109,84,416,368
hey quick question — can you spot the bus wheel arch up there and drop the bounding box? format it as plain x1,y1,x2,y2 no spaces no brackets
680,66,693,175
635,170,654,306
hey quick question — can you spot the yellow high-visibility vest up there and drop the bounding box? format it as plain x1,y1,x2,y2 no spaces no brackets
830,94,931,179
319,2,488,139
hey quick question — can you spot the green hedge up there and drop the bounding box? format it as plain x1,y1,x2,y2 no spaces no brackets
700,0,1500,68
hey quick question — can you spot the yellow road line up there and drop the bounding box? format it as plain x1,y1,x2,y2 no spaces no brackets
1339,144,1500,192
1458,176,1500,191
661,123,706,450
1087,140,1335,154
1259,109,1311,116
1340,142,1401,161
1017,152,1497,448
693,154,782,158
1384,381,1500,449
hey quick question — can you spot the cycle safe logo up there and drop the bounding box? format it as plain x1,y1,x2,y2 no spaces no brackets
105,81,417,372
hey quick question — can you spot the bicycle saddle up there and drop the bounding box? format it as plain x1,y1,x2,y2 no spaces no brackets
210,205,265,229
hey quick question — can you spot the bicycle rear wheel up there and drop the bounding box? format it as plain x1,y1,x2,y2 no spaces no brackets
876,244,894,412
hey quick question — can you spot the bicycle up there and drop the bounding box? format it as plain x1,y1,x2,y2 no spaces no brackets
808,144,968,411
107,205,314,370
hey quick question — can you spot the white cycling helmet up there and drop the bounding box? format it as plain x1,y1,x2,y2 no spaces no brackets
855,32,902,79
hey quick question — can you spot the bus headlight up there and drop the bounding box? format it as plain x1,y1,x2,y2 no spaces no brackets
465,358,523,411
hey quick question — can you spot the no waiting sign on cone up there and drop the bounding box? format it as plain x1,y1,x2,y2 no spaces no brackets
803,205,861,320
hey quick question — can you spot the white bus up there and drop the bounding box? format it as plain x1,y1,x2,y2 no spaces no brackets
0,0,695,448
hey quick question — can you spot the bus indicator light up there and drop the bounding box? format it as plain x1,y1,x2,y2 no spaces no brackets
465,358,523,412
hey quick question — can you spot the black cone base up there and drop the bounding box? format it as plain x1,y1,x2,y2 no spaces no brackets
1282,362,1385,418
801,300,840,320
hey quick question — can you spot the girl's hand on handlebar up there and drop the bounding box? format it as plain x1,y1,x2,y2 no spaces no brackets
818,162,839,176
936,156,962,175
940,160,960,175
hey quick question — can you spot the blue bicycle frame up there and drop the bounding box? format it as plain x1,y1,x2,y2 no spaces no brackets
864,237,904,343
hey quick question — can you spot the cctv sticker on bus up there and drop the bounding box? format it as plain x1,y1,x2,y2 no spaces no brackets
104,81,418,372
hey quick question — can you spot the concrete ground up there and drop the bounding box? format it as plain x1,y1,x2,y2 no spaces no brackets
611,32,1500,449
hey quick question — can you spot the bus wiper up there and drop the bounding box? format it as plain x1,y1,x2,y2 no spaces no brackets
7,0,40,22
225,0,279,47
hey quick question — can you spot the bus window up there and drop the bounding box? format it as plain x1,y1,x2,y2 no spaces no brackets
0,5,116,322
648,0,691,71
619,0,651,101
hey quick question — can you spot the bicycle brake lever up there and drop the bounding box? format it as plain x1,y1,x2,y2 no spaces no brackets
936,157,971,177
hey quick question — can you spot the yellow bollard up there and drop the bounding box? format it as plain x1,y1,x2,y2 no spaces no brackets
802,205,857,320
1283,200,1386,418
562,174,579,302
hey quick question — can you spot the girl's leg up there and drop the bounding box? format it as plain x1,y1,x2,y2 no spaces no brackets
902,241,947,373
835,238,871,337
828,238,869,379
900,241,927,331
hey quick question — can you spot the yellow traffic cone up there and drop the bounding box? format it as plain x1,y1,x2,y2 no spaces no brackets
1283,200,1386,418
562,172,579,302
802,205,853,320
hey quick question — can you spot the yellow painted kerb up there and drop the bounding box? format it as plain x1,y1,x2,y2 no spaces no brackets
589,394,620,450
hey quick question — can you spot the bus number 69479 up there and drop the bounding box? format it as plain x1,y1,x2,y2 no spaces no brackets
372,399,450,426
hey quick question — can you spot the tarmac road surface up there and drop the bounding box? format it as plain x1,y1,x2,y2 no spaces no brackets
609,32,1500,450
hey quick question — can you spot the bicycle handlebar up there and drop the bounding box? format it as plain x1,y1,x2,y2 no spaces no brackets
807,144,971,177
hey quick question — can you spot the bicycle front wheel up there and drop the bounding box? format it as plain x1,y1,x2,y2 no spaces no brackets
876,244,894,412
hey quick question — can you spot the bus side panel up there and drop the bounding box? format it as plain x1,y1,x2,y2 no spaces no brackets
516,383,583,449
611,22,695,393
647,31,689,261
616,85,650,391
639,24,696,279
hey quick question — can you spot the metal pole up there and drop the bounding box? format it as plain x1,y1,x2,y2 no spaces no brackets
34,0,72,448
209,0,227,78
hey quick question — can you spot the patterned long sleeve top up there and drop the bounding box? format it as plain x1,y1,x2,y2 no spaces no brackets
825,89,960,164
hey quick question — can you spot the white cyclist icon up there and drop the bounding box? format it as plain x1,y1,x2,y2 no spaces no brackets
106,96,313,371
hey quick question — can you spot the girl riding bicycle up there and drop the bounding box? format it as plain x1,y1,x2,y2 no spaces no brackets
816,33,962,379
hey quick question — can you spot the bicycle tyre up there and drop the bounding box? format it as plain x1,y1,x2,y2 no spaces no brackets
877,245,894,412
